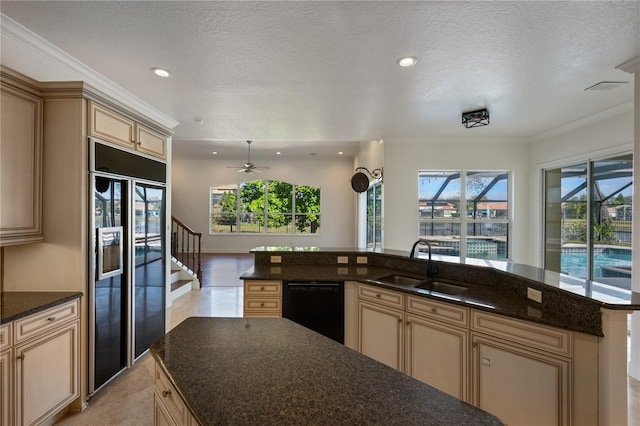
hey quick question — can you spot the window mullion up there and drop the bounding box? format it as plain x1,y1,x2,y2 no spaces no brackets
460,171,467,258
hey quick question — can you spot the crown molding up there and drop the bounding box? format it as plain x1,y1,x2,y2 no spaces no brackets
530,101,634,142
616,56,640,74
1,14,180,130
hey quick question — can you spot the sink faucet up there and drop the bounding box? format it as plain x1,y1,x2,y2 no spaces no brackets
409,240,432,259
409,240,437,277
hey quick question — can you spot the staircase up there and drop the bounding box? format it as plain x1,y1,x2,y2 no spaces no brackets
169,216,203,302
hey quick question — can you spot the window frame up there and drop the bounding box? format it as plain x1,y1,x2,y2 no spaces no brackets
417,170,512,260
209,180,322,235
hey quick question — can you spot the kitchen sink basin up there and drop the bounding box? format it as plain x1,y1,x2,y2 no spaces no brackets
415,280,468,295
376,274,425,286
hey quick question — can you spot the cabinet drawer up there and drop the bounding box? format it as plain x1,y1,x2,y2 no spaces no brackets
244,281,282,296
358,284,404,309
406,296,469,327
471,311,572,357
155,364,191,426
14,299,79,344
0,324,11,351
244,298,281,312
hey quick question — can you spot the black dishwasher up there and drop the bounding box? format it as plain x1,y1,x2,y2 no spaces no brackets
282,281,344,344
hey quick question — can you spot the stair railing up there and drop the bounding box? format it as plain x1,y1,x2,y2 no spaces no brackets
171,216,203,287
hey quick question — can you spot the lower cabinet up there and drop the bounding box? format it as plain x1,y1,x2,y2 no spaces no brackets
243,280,282,318
153,363,196,426
356,283,590,425
358,301,404,371
406,314,468,400
0,349,11,426
1,299,80,426
15,323,79,426
470,334,570,426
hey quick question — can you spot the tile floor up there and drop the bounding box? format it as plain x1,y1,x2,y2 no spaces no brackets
56,254,640,425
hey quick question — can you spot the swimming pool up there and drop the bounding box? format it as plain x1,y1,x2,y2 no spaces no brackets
561,248,631,278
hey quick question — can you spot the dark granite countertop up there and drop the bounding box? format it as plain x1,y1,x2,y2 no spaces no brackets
244,248,640,336
151,317,503,426
0,291,83,324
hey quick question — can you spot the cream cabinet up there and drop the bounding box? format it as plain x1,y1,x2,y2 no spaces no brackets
1,299,80,426
470,310,572,426
243,280,282,317
357,284,405,370
0,71,44,246
405,296,469,400
355,282,596,425
1,324,11,426
154,363,195,426
88,101,167,160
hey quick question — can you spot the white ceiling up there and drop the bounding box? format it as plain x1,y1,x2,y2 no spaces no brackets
1,1,638,160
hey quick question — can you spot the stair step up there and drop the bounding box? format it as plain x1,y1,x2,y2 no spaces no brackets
171,279,192,292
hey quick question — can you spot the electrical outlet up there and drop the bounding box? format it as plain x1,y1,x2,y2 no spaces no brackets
270,255,281,264
356,256,368,264
337,256,349,264
527,287,542,303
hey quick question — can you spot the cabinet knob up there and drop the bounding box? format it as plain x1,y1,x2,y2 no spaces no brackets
482,358,491,367
398,318,403,324
431,308,437,313
136,141,142,146
260,302,265,307
47,316,56,322
405,321,410,326
162,390,171,397
17,353,25,361
260,286,265,291
375,293,381,298
472,342,478,348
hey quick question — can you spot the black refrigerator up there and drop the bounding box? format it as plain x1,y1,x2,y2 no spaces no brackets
89,140,167,394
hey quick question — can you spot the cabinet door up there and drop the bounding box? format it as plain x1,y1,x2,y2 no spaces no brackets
358,301,404,371
136,125,167,159
471,334,570,426
0,350,11,426
15,323,79,426
88,101,136,149
0,85,43,246
405,314,468,401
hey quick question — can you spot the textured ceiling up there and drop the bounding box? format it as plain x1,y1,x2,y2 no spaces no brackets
1,1,638,159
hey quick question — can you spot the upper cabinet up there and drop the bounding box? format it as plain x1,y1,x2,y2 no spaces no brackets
88,101,167,160
0,70,44,247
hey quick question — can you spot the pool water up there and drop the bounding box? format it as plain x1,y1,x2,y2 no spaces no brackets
561,249,631,278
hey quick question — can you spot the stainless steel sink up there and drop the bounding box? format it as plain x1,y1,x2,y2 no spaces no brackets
376,274,425,286
415,280,468,295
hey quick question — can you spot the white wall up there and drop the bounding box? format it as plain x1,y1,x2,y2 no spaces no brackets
526,109,634,267
171,156,357,252
381,138,530,262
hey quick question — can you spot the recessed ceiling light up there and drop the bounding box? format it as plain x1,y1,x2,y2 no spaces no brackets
396,56,417,67
212,151,218,155
151,67,172,78
338,151,343,155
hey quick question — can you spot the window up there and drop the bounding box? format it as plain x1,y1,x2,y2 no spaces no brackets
210,180,321,234
366,182,383,249
418,171,511,260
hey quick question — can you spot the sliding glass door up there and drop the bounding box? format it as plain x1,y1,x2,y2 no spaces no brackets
544,154,632,284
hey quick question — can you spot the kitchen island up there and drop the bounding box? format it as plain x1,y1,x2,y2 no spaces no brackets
150,317,503,426
240,247,640,425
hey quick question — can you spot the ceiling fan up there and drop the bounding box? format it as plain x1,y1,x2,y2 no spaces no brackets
227,140,270,174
